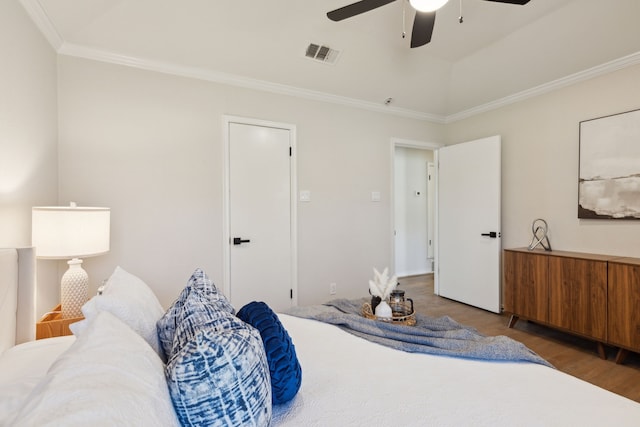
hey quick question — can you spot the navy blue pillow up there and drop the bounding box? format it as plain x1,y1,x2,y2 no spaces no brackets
237,302,302,405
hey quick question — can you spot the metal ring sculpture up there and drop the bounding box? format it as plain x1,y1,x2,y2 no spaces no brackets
528,218,552,251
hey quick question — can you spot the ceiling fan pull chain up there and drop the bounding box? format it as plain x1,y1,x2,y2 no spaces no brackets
402,0,407,38
458,0,464,23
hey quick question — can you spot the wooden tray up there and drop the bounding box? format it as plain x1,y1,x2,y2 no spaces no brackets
36,304,83,340
362,302,416,326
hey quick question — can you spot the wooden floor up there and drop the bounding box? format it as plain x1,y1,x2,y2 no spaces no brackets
399,273,640,403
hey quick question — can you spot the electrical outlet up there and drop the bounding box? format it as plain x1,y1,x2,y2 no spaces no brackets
329,283,337,295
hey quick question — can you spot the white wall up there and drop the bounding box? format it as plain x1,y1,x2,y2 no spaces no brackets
57,56,444,307
10,10,640,312
394,147,433,276
0,1,59,315
446,63,640,258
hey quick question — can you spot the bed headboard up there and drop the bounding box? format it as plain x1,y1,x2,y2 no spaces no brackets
0,248,36,353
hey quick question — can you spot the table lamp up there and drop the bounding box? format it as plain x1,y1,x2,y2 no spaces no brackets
32,203,110,318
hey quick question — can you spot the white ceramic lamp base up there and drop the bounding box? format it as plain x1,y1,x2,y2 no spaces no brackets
60,258,89,319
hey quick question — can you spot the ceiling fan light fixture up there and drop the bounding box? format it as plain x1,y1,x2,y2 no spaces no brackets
409,0,449,12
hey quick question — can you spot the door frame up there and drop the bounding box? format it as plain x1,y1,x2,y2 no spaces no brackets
390,138,443,293
222,115,298,305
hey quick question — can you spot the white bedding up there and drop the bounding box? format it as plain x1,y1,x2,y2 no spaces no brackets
2,248,639,427
10,311,179,427
0,336,75,425
274,314,640,427
2,313,640,426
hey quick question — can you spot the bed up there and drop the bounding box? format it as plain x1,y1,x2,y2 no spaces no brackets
2,247,640,426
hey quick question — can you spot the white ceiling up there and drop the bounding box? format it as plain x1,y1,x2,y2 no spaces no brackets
22,0,640,122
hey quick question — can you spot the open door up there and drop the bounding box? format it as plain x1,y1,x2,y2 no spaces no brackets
437,136,501,313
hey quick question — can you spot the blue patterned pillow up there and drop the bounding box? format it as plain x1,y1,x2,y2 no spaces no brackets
157,268,235,360
237,302,302,405
169,291,239,357
165,296,271,427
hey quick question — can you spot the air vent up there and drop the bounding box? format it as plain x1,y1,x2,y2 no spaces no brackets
305,43,340,65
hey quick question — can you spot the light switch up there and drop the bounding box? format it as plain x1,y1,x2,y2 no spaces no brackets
299,190,311,202
371,191,381,202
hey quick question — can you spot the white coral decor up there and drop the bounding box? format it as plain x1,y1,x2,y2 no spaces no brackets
368,267,398,301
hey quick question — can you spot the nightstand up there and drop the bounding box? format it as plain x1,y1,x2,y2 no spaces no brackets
35,304,83,339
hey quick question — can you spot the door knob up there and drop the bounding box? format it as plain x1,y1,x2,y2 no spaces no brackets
481,232,498,238
233,237,251,245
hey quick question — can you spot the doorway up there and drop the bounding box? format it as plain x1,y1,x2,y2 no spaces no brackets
390,138,443,284
223,116,297,311
394,147,433,276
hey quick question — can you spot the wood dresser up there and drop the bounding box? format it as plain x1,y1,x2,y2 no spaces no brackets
503,248,640,364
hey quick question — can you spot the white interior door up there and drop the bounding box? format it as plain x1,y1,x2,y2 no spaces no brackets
227,120,294,311
437,136,501,313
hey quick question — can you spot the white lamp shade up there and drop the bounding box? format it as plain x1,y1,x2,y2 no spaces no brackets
32,206,111,259
410,0,449,12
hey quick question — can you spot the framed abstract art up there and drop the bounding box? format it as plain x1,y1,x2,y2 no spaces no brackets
578,108,640,219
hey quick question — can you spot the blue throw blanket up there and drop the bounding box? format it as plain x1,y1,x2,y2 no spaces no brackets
286,298,553,368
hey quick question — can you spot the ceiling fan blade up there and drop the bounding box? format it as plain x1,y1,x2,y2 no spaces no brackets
410,11,435,48
327,0,396,21
481,0,530,4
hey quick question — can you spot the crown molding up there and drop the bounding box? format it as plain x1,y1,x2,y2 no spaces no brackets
53,42,640,126
20,0,640,126
20,0,63,50
445,51,640,123
61,39,639,125
58,42,445,123
20,1,443,123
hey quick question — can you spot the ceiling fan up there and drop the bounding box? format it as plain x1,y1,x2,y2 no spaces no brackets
327,0,531,48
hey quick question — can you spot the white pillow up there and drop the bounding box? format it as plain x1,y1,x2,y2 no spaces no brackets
11,311,179,427
70,266,164,358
